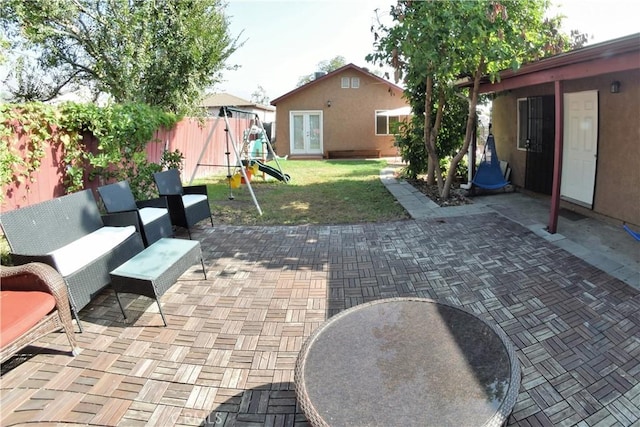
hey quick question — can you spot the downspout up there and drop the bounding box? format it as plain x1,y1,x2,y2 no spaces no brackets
547,80,564,234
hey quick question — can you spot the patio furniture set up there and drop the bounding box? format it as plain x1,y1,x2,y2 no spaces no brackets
0,169,212,360
1,169,523,425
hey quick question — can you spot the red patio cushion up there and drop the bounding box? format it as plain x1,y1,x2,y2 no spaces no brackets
0,290,56,348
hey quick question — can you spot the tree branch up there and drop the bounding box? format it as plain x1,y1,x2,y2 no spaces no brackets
40,68,83,102
442,55,485,199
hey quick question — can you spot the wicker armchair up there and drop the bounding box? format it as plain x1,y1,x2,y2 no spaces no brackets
98,180,174,247
153,169,213,239
1,263,79,363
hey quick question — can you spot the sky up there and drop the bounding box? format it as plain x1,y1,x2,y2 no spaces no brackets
218,0,639,103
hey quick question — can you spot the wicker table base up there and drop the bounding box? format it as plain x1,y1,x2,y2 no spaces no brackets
295,297,521,427
110,238,206,325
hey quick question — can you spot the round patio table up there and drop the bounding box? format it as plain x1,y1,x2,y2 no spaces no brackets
295,297,521,427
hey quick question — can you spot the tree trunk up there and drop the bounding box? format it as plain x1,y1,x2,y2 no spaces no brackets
441,58,485,199
426,156,435,184
432,89,445,191
423,75,444,190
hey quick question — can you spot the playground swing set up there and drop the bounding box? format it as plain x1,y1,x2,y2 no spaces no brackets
188,106,290,216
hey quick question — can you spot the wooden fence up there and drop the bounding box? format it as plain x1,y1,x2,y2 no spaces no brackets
1,116,252,212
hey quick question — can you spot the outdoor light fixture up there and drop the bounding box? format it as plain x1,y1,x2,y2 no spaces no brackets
327,100,332,107
610,80,621,93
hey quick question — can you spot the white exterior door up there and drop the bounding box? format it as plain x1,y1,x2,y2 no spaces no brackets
562,91,598,207
290,111,323,155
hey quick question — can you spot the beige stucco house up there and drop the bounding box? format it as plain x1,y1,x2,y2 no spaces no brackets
473,33,639,230
270,64,409,159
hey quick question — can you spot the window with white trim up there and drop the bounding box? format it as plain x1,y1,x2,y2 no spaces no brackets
351,77,360,88
341,77,350,88
375,110,401,135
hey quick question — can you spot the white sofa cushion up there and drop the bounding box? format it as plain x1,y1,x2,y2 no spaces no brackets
48,226,136,276
139,207,168,225
182,194,207,208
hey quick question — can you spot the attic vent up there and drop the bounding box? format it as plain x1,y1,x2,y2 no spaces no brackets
314,72,326,80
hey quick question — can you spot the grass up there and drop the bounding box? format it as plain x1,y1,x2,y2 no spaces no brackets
194,159,410,225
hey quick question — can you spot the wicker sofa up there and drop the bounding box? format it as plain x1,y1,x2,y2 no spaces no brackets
0,189,144,331
1,263,80,363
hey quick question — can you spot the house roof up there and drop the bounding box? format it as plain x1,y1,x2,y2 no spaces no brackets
468,33,640,93
270,63,404,105
200,93,275,111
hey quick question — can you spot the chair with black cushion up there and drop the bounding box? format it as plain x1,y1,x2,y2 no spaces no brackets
153,169,213,239
98,181,173,247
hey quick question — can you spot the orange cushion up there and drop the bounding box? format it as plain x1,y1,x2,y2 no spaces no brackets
1,290,56,348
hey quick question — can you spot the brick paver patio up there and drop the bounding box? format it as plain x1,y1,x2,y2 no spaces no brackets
2,213,639,426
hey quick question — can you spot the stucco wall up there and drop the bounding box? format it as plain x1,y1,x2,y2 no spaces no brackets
273,70,408,158
490,69,640,225
587,70,640,225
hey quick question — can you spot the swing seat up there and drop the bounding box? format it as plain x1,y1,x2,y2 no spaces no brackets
472,133,510,190
229,173,241,189
472,164,510,189
472,171,510,190
241,169,252,184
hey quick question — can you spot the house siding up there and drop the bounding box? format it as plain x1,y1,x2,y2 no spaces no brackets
273,68,408,158
491,68,640,226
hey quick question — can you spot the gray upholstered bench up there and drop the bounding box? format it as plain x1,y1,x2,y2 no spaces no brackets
0,189,144,332
109,238,207,325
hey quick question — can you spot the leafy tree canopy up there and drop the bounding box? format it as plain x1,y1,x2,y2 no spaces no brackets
0,0,239,114
296,56,347,87
368,0,579,198
250,85,270,105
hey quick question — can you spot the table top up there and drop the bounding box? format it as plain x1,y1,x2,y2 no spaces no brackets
110,238,200,281
295,298,521,427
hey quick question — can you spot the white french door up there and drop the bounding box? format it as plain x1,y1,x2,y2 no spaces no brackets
290,111,323,155
562,91,598,207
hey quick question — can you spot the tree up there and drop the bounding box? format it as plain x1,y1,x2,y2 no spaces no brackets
394,78,469,180
0,0,238,114
296,56,347,87
368,1,574,198
250,85,269,105
3,55,81,102
0,35,8,64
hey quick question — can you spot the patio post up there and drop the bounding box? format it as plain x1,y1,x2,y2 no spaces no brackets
548,80,564,234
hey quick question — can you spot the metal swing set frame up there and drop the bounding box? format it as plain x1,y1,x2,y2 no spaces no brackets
188,106,288,216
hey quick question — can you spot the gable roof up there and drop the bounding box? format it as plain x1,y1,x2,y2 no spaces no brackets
270,63,404,105
466,33,640,93
201,93,275,111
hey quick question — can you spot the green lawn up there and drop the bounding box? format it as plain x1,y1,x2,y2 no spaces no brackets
194,159,410,225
